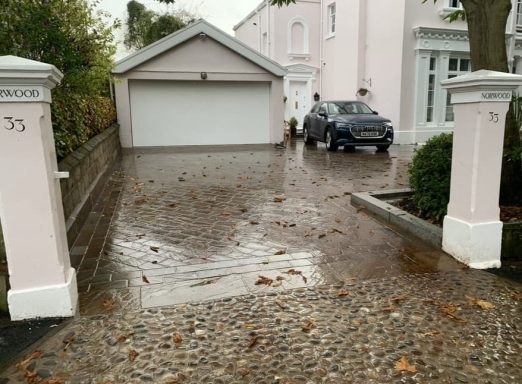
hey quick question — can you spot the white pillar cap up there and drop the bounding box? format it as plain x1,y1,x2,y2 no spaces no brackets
442,70,522,104
0,55,63,103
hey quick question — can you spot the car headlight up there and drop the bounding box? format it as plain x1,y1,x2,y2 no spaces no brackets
384,122,393,130
336,123,352,129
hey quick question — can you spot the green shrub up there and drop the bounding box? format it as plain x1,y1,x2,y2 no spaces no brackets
289,117,298,130
52,93,116,160
409,133,453,223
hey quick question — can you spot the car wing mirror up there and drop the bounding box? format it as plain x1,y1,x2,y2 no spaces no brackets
372,111,378,115
318,112,328,118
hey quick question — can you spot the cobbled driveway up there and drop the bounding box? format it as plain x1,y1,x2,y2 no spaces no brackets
1,141,521,383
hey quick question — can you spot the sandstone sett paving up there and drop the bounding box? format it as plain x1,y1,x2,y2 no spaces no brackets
1,141,521,382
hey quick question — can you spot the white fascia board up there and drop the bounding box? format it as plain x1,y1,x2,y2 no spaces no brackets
233,0,268,31
113,20,287,77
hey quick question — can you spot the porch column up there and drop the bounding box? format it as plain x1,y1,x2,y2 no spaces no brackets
441,70,522,269
0,56,78,320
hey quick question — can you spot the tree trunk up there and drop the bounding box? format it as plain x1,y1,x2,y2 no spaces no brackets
462,0,522,205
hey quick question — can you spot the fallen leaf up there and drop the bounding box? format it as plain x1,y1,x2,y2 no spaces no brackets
471,299,495,310
117,333,134,343
222,211,233,216
150,246,159,253
302,320,316,332
394,356,417,373
16,351,43,369
134,198,146,205
285,269,302,276
102,297,115,310
274,195,286,203
337,290,349,297
425,300,466,323
46,379,65,384
62,335,75,351
247,336,258,349
249,220,259,225
190,278,220,287
276,276,285,281
173,333,183,344
331,228,345,234
274,250,286,255
511,293,522,301
256,276,273,286
392,295,409,304
128,350,139,362
142,276,150,284
240,368,252,378
168,203,178,208
318,233,326,239
383,304,397,312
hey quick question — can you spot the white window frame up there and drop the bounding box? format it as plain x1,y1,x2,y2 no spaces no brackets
327,3,336,38
287,17,310,55
444,57,471,122
516,0,522,32
448,0,462,9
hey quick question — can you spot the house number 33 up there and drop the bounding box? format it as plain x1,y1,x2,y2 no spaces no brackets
3,116,26,132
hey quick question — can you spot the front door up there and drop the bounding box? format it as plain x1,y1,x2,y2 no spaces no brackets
289,81,309,129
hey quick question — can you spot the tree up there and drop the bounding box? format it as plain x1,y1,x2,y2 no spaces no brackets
124,0,196,50
273,0,522,205
0,0,119,159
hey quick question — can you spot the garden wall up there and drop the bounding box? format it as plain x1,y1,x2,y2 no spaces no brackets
58,124,121,246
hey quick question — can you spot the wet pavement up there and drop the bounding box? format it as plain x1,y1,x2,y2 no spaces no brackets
1,140,521,382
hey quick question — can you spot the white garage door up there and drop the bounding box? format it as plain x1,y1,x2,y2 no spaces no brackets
129,80,270,146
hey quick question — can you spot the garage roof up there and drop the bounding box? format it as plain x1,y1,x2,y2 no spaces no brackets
113,19,287,77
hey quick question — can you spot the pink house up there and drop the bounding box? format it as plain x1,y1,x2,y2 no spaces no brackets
234,0,522,144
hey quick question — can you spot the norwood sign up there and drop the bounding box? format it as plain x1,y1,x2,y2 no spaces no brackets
0,86,45,102
481,91,512,101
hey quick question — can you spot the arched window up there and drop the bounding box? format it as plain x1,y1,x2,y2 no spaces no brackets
288,17,309,55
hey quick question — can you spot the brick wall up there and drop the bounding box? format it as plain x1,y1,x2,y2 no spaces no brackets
58,125,121,246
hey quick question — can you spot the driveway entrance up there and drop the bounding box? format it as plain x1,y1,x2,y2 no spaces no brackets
72,141,464,312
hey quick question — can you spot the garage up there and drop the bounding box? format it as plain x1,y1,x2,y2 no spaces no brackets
129,81,270,147
113,20,286,148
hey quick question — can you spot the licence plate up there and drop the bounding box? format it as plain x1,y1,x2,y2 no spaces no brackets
361,132,379,137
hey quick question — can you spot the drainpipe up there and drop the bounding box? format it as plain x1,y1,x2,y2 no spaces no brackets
319,0,324,97
357,0,368,96
267,0,271,59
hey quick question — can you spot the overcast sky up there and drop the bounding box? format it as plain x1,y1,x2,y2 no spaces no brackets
97,0,263,58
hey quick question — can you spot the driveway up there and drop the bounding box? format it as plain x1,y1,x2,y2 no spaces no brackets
72,140,464,314
3,141,522,384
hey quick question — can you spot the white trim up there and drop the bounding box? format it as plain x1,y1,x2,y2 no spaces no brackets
443,216,502,269
114,20,287,77
287,17,310,55
8,268,78,320
288,19,309,54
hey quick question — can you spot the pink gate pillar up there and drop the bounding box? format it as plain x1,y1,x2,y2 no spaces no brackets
441,70,522,269
0,56,78,320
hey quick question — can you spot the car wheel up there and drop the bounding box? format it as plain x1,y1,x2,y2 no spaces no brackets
344,146,356,153
376,145,390,152
303,126,314,144
325,128,338,152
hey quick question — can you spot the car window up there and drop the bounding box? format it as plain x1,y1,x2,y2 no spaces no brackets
310,103,321,113
328,103,348,115
341,102,373,114
319,103,328,114
328,103,343,115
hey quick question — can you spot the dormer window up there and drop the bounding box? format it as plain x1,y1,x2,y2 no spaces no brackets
448,0,462,8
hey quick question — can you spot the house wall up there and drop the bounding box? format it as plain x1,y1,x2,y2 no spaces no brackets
362,0,406,133
321,0,360,100
114,36,285,147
